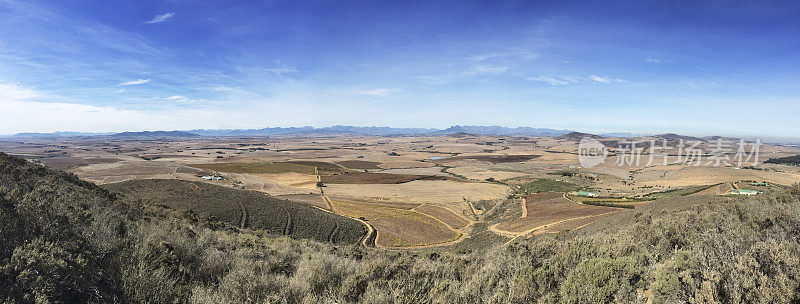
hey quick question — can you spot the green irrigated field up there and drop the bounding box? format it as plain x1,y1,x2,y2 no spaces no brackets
104,179,365,244
516,178,579,195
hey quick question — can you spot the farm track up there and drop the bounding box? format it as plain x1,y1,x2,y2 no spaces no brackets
489,192,623,242
238,199,248,229
491,211,619,245
327,223,339,243
411,204,474,231
283,211,293,235
315,167,376,247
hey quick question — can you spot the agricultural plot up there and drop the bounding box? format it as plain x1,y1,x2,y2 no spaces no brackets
105,179,365,244
435,154,541,164
321,172,454,184
414,204,471,229
323,180,510,205
72,160,187,184
516,178,579,195
492,192,620,235
331,200,460,248
445,166,528,181
380,167,451,176
642,184,717,199
189,162,317,175
336,160,383,169
690,182,734,196
733,181,778,192
39,156,121,169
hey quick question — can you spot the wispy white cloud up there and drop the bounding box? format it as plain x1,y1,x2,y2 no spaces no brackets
118,78,150,86
646,57,661,63
469,49,539,61
526,76,579,86
264,67,298,76
589,75,624,83
0,82,41,100
414,64,509,85
144,12,175,24
359,88,401,96
152,95,198,103
472,65,509,75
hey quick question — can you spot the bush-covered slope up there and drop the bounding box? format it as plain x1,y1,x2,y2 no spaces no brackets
104,179,365,245
2,152,800,303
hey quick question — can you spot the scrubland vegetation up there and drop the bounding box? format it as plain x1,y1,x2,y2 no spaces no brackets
3,152,800,303
766,154,800,165
104,179,364,244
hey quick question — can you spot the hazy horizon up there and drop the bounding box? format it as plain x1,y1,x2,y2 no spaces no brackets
4,124,800,144
1,1,798,136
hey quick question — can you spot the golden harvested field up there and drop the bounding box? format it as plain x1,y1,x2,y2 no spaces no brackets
640,166,800,187
189,162,317,175
492,192,619,234
321,172,454,184
228,173,318,195
446,165,528,181
323,180,510,205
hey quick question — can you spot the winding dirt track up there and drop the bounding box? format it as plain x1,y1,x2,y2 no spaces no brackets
315,167,376,247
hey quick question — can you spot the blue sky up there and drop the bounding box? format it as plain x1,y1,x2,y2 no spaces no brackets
0,0,798,137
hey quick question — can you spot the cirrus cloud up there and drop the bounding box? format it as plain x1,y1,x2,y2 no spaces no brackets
118,78,150,86
144,12,175,24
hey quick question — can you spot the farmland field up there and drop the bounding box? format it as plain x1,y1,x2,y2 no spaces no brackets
415,204,471,229
492,192,620,235
321,171,454,184
336,160,383,169
188,162,317,175
331,200,460,247
4,132,800,251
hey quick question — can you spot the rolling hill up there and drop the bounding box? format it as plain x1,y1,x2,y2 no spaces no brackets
104,179,365,244
2,151,800,303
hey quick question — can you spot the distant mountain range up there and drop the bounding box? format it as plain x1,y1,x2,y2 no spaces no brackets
11,131,114,138
111,131,200,138
8,126,791,143
189,126,440,137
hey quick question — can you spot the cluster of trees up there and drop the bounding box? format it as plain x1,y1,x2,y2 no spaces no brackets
766,154,800,166
2,152,800,303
